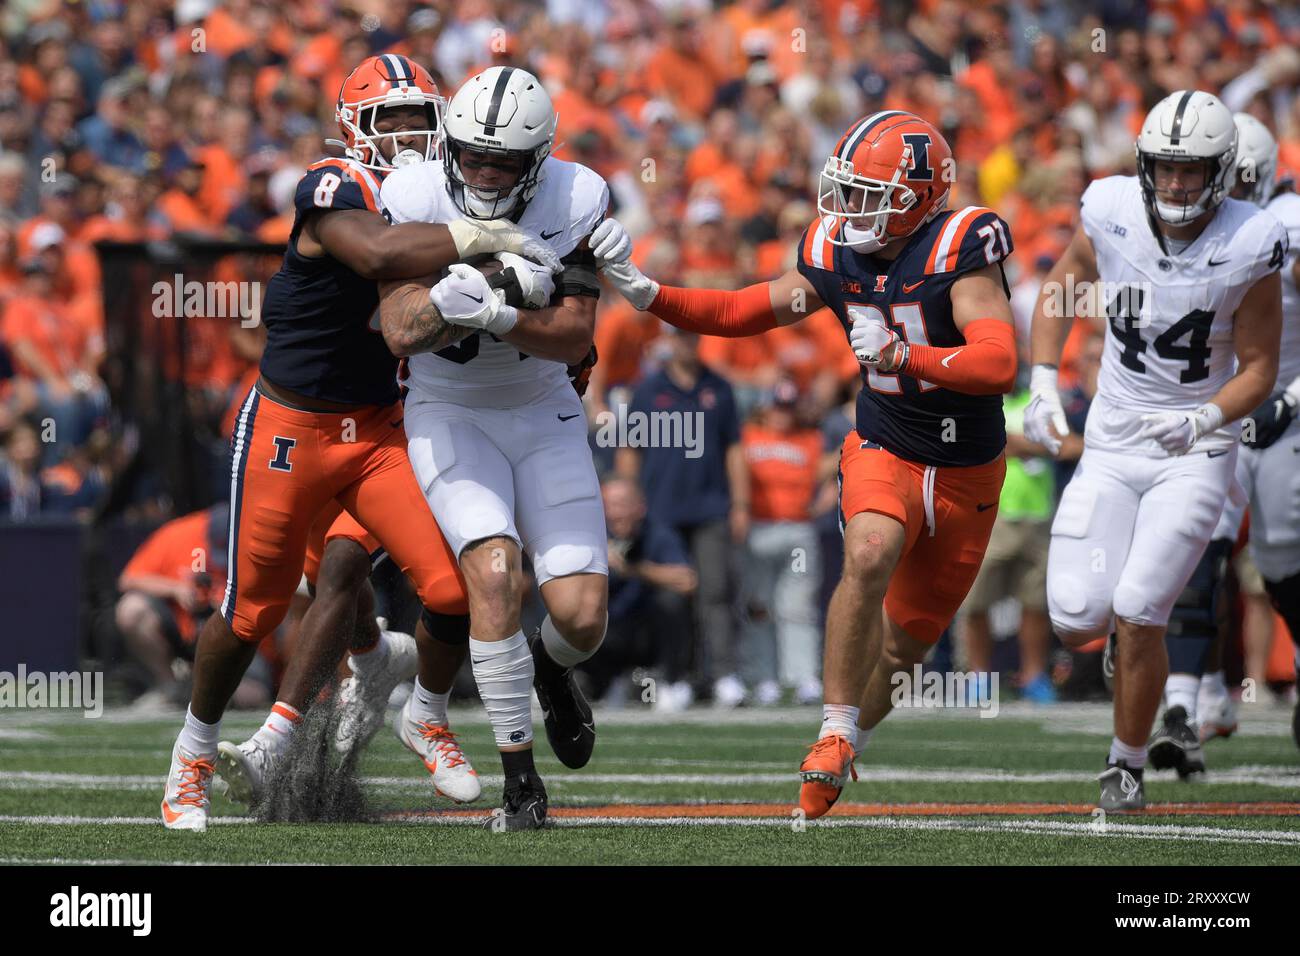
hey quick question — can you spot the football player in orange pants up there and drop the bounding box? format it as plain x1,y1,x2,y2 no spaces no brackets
593,111,1018,818
214,502,481,810
161,55,560,831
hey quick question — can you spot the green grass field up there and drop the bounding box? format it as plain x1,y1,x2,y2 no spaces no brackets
2,701,1298,865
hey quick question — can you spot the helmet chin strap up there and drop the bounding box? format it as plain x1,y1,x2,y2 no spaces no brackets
463,184,518,218
842,222,887,254
1153,191,1211,224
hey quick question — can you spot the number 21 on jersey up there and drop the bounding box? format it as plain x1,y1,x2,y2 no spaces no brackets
853,301,938,393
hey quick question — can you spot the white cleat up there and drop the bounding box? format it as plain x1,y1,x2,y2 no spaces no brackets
161,740,216,832
215,738,279,807
1198,694,1239,742
653,680,694,713
395,697,480,803
333,627,419,754
713,673,748,709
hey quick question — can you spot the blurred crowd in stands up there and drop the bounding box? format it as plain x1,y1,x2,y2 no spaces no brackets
0,0,1296,708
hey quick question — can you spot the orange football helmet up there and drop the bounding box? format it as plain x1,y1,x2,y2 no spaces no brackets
817,111,953,253
334,54,442,171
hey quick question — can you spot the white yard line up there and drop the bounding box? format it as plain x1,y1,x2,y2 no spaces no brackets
2,813,1296,848
3,766,1297,791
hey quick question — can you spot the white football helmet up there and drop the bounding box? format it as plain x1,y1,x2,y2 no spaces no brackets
1231,113,1278,208
441,67,557,219
1136,90,1237,225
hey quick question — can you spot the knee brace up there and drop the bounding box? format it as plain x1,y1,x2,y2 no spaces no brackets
420,608,470,646
1164,538,1232,675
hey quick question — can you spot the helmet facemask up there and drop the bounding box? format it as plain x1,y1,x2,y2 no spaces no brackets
443,134,548,219
817,154,918,254
1138,154,1217,224
338,100,442,172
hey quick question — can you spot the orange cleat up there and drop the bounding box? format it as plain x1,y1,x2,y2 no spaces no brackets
798,734,857,819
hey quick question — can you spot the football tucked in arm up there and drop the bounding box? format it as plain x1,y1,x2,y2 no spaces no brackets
451,254,555,310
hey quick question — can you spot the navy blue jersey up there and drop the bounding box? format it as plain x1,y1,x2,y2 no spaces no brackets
259,158,400,406
797,206,1013,467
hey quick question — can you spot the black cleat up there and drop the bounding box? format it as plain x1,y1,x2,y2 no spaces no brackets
485,772,548,831
1101,632,1117,694
1148,706,1206,779
1098,761,1145,812
529,628,595,769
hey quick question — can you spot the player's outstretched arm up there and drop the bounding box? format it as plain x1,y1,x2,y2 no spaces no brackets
376,274,473,357
1022,225,1100,455
310,209,562,281
591,218,821,333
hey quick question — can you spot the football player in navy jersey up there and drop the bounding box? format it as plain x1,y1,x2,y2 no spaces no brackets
163,55,562,831
594,111,1018,818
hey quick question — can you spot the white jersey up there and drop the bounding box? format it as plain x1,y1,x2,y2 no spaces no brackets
380,156,609,407
1080,176,1288,455
1265,189,1300,390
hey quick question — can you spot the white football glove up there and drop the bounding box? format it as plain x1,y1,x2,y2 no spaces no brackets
496,251,556,309
848,306,903,370
590,217,633,264
1139,404,1224,456
429,263,518,336
1023,364,1070,456
446,218,562,273
599,258,660,312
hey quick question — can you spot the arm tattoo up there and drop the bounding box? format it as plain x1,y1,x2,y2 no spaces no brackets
381,283,472,356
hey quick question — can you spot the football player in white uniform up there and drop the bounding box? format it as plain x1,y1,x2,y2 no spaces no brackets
1198,113,1300,750
1025,91,1286,810
372,67,610,829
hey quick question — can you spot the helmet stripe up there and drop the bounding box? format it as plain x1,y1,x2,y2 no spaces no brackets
1168,90,1194,146
381,53,412,87
482,67,516,137
837,110,908,161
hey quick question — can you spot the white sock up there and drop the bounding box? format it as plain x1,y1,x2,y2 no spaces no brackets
819,704,859,745
539,613,603,669
855,726,874,753
1164,673,1199,721
469,631,534,748
349,629,391,676
178,706,220,756
1108,736,1147,769
251,702,301,754
408,676,450,727
1200,670,1228,699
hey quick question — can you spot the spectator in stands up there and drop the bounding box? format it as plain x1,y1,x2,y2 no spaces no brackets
1,231,107,461
0,151,31,221
115,503,268,711
0,417,44,519
741,379,827,706
587,475,697,710
0,0,1295,711
618,327,749,706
